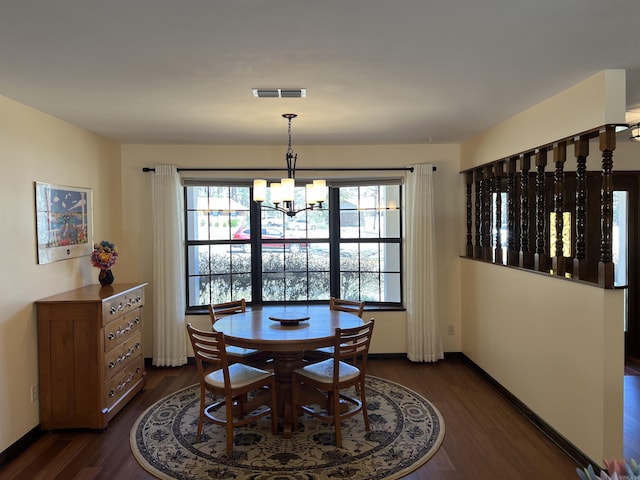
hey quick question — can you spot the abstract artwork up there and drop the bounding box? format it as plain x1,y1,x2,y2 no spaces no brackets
35,182,93,264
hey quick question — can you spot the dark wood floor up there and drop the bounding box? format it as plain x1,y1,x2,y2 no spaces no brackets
1,357,638,480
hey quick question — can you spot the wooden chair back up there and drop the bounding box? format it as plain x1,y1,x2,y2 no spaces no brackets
329,297,364,318
208,299,246,325
187,323,230,388
333,319,374,381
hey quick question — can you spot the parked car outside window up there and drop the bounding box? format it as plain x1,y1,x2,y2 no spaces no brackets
232,226,306,253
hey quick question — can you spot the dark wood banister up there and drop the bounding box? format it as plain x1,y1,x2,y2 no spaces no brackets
461,123,624,288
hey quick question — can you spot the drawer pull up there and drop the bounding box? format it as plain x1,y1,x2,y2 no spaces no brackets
108,361,116,369
109,389,115,397
108,332,115,340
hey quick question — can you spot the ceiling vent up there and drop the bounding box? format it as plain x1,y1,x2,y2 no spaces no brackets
252,88,306,98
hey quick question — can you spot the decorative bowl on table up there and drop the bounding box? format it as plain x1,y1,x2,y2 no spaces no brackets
268,312,310,326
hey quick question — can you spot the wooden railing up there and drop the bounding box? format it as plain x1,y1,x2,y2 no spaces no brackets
461,124,621,288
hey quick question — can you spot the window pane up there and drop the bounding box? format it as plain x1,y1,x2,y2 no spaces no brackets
549,212,572,257
262,272,284,302
284,272,308,301
339,271,361,301
360,243,380,270
308,243,330,271
188,245,210,275
381,273,401,302
308,272,330,300
384,243,401,271
613,191,628,287
340,244,359,271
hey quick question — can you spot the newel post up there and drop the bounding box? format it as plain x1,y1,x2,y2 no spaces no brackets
465,171,474,257
573,135,589,280
598,126,616,288
551,141,567,277
506,157,519,266
474,168,483,259
534,148,548,272
494,161,504,265
519,152,534,269
483,165,494,261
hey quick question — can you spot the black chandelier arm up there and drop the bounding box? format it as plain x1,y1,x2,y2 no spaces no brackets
256,200,324,217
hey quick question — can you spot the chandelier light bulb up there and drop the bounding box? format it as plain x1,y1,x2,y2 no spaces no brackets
253,179,267,202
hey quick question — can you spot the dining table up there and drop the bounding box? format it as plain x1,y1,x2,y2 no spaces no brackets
212,304,364,437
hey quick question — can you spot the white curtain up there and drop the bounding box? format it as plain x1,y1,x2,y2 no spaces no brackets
151,165,187,366
406,163,444,362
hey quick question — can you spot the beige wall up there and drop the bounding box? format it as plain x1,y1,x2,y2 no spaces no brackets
119,143,463,357
0,95,121,452
461,260,624,461
460,70,627,170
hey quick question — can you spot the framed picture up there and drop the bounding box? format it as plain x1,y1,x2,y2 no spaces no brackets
35,182,93,264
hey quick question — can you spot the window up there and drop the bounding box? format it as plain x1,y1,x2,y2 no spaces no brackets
185,182,403,309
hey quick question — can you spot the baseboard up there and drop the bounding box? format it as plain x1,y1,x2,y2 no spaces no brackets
460,353,600,472
0,426,42,470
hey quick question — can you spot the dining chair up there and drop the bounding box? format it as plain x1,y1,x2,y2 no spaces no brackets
186,323,278,454
305,297,365,362
292,319,375,448
209,300,272,365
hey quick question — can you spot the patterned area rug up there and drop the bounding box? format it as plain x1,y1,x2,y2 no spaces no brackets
130,375,445,480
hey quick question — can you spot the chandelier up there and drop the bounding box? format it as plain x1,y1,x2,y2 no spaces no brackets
253,113,326,216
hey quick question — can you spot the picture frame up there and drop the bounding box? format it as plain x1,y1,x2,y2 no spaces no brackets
34,182,93,264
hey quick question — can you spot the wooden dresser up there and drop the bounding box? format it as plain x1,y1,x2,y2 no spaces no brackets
36,283,147,430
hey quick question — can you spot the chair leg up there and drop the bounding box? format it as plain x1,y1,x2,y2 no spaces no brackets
270,381,278,434
332,388,342,448
196,390,206,442
291,375,299,432
360,379,370,431
226,396,235,454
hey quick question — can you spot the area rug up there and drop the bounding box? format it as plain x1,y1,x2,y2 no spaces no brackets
130,375,445,480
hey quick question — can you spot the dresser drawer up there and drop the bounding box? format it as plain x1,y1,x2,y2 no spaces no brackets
104,309,142,352
104,332,142,379
102,287,144,325
104,358,144,410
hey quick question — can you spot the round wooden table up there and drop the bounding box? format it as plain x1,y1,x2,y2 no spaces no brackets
213,305,364,437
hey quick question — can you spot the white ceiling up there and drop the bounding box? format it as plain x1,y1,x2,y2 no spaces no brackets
1,0,640,146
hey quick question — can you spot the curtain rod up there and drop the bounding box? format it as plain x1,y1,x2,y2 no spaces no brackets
142,166,437,173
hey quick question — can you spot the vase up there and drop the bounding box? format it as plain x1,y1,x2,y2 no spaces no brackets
99,269,114,286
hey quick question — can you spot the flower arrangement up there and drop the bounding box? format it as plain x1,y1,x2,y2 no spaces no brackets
577,458,640,480
90,240,118,270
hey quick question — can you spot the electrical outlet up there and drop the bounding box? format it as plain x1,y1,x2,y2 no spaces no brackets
31,385,38,403
447,325,455,336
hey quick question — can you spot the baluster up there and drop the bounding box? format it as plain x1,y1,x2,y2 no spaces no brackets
483,165,494,261
494,161,504,265
474,168,483,258
465,171,474,257
598,126,616,288
552,141,567,277
506,157,518,266
519,152,533,268
534,148,548,272
573,135,589,280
